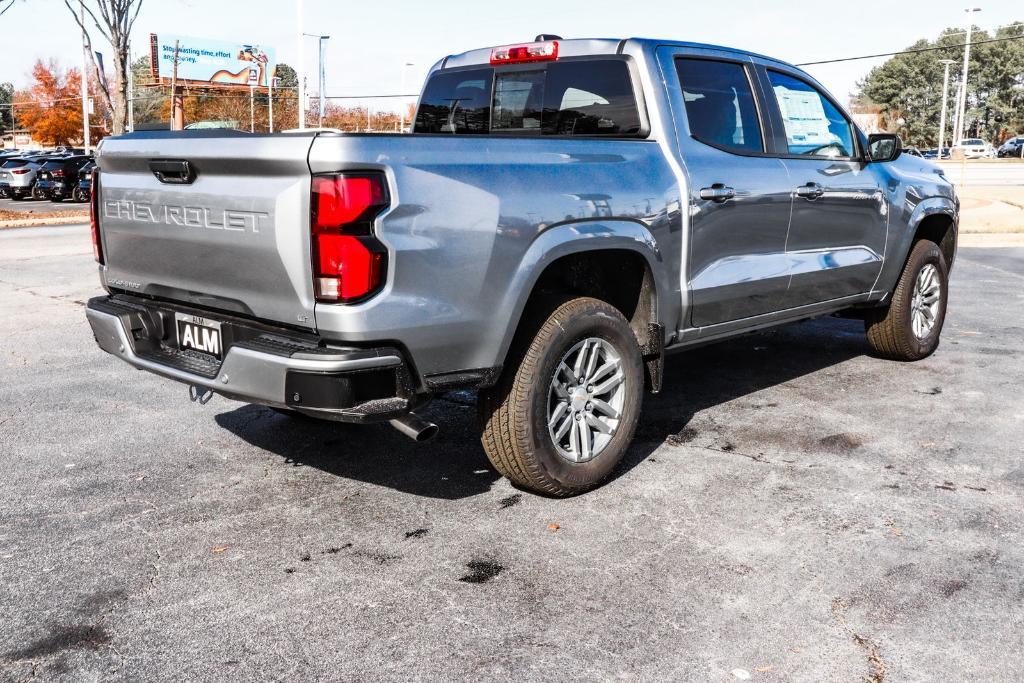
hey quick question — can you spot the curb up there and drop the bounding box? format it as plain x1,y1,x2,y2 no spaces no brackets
0,215,89,229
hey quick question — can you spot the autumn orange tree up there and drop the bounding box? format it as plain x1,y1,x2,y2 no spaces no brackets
17,59,107,146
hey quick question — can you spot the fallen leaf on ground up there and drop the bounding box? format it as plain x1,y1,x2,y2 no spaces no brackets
547,523,560,531
212,546,228,553
755,665,774,673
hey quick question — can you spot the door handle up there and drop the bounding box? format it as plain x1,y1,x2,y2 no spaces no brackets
149,159,196,185
699,185,736,203
795,182,824,200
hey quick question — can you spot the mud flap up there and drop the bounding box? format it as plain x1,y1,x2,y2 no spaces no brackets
641,322,664,394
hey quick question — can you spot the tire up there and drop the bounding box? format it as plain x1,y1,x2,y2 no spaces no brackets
50,196,64,203
478,296,644,497
865,239,949,361
10,194,22,201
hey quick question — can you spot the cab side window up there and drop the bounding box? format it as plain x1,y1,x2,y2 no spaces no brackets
767,71,855,159
675,58,764,154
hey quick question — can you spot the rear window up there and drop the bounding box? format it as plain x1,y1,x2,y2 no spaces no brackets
414,68,493,134
1,160,27,168
413,58,642,137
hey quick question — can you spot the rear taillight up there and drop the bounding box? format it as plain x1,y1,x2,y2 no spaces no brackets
90,169,103,264
310,173,389,302
11,168,29,175
490,40,558,65
52,169,65,178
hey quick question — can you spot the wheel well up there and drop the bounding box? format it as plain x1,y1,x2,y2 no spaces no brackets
522,249,657,349
914,213,957,269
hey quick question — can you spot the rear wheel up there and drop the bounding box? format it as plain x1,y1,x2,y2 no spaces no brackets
865,239,948,361
479,296,643,496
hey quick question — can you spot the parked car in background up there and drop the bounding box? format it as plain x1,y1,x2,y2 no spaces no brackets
922,148,951,160
0,156,48,200
903,146,924,157
954,138,996,159
35,155,94,202
997,136,1024,158
74,160,96,202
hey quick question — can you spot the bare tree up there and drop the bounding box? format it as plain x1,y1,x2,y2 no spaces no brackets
62,0,144,135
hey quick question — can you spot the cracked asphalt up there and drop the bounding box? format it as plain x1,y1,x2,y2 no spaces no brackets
1,225,1022,681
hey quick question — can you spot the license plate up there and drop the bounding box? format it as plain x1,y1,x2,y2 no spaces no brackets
175,313,223,360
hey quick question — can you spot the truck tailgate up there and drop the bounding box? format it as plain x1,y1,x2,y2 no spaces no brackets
96,133,317,330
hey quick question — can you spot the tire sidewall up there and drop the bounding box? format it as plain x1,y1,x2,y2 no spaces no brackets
524,303,643,491
899,242,948,357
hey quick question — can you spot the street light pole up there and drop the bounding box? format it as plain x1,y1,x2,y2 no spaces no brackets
399,61,414,132
318,36,329,128
938,59,955,153
953,7,982,147
296,0,305,129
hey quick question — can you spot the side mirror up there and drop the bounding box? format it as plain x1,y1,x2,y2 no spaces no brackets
868,133,902,163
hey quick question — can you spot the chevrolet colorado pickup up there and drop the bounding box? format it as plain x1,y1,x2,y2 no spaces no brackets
87,37,958,496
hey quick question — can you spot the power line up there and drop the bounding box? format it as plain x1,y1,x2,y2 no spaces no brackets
796,32,1024,66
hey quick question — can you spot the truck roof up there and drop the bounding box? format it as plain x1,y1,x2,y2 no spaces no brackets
441,37,799,72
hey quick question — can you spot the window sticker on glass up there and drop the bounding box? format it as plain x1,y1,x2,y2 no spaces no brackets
768,71,854,158
773,86,834,147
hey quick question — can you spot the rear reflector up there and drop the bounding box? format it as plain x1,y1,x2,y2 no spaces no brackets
310,174,389,303
490,40,558,65
90,169,103,264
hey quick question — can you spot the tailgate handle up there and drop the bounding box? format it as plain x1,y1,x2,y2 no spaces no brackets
149,159,196,184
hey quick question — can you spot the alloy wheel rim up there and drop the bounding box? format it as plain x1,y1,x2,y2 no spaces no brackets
910,263,942,340
546,337,626,464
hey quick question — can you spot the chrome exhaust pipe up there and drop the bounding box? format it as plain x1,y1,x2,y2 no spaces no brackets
389,413,439,442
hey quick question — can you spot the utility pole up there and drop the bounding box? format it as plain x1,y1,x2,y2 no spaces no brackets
170,40,183,130
296,0,305,129
268,74,274,133
938,59,955,153
953,7,982,147
127,53,135,133
79,0,90,153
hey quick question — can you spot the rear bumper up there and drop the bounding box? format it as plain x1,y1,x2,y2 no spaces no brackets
86,295,422,422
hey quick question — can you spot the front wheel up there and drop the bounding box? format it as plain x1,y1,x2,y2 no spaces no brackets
865,239,949,361
478,296,643,496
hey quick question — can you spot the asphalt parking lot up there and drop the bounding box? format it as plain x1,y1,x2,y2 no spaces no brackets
1,225,1022,681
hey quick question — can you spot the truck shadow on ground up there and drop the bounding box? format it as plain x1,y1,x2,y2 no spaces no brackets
216,316,870,500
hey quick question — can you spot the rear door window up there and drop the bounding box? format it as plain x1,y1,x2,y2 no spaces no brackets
675,58,764,154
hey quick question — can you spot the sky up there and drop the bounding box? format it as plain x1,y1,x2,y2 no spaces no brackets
2,0,1022,112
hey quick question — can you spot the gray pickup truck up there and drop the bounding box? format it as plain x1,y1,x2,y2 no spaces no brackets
86,36,958,496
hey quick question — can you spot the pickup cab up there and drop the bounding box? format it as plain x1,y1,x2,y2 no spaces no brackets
86,37,958,496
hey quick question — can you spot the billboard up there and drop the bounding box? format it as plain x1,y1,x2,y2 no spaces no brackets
151,34,276,88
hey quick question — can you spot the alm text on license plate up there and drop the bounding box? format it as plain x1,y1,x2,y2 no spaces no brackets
175,313,223,360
